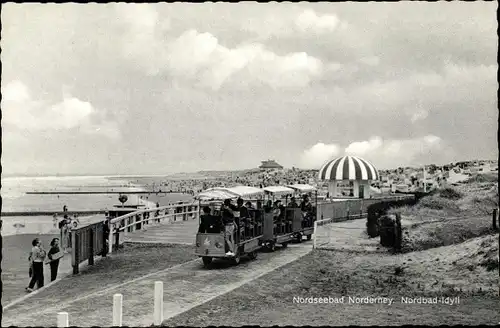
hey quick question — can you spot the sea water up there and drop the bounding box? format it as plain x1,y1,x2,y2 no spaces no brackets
1,175,152,236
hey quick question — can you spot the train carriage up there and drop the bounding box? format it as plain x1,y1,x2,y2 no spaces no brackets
286,184,318,242
194,186,264,267
261,186,296,251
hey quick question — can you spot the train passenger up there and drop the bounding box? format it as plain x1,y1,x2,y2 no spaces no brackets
272,200,281,218
263,200,273,213
199,206,221,233
236,198,249,218
221,199,237,256
300,195,313,212
288,197,299,208
300,195,313,227
245,201,254,210
198,206,211,233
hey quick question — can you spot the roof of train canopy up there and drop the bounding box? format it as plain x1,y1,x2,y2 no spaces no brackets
196,188,238,200
263,186,295,196
318,155,379,181
226,186,265,198
286,184,317,192
196,186,264,200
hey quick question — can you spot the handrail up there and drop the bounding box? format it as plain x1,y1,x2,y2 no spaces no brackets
117,209,200,232
109,201,199,224
107,201,201,253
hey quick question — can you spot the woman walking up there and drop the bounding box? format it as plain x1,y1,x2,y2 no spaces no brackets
26,238,46,292
47,238,63,282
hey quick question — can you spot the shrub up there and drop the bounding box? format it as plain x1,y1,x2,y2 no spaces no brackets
438,187,463,200
417,195,461,212
467,173,498,183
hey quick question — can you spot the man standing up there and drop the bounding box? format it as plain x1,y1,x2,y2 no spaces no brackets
102,216,111,256
221,199,237,256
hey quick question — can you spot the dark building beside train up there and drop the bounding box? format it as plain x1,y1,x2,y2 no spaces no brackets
259,160,284,170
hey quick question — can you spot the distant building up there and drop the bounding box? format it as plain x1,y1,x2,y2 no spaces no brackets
259,159,284,170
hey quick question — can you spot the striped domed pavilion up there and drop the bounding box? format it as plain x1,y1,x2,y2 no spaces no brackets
318,155,379,199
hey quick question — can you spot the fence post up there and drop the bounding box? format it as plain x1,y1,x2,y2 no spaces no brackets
154,281,164,325
313,220,317,249
493,208,498,230
72,231,79,274
108,224,114,254
88,228,95,266
113,293,123,327
57,312,69,328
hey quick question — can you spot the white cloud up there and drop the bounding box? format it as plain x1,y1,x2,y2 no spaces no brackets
300,135,455,170
344,137,384,155
295,9,340,33
122,26,324,90
344,135,453,168
410,109,429,123
2,80,119,139
242,8,345,38
300,142,341,169
2,80,30,102
359,56,380,66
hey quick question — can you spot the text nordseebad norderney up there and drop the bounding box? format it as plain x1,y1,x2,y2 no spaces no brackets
293,296,460,306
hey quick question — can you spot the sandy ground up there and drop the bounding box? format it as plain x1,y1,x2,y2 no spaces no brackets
164,242,499,326
161,216,498,327
2,242,312,327
2,233,75,305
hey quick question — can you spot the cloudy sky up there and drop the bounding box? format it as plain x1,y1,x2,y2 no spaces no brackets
2,2,497,175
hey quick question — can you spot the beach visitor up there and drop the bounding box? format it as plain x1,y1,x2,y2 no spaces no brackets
102,218,111,256
63,205,68,212
47,238,63,281
60,215,71,252
53,214,58,228
155,202,160,223
26,238,46,292
73,214,80,225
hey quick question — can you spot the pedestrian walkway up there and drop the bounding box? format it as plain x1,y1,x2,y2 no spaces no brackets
2,243,313,327
123,218,199,245
315,218,386,253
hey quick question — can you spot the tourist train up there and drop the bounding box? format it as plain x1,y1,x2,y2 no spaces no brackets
194,184,318,267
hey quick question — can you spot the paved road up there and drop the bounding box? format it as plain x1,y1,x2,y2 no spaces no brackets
123,218,199,245
315,218,386,253
2,243,313,327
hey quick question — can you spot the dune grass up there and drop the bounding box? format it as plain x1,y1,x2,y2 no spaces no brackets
164,239,499,327
386,182,498,253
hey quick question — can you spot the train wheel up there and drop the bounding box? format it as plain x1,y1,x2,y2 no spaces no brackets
231,254,241,265
248,251,258,260
307,234,312,241
202,257,212,267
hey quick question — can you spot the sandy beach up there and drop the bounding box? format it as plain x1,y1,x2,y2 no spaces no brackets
2,233,70,305
1,174,196,306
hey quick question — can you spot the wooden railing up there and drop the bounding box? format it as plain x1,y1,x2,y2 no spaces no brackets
108,202,201,253
71,221,106,274
316,195,415,223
